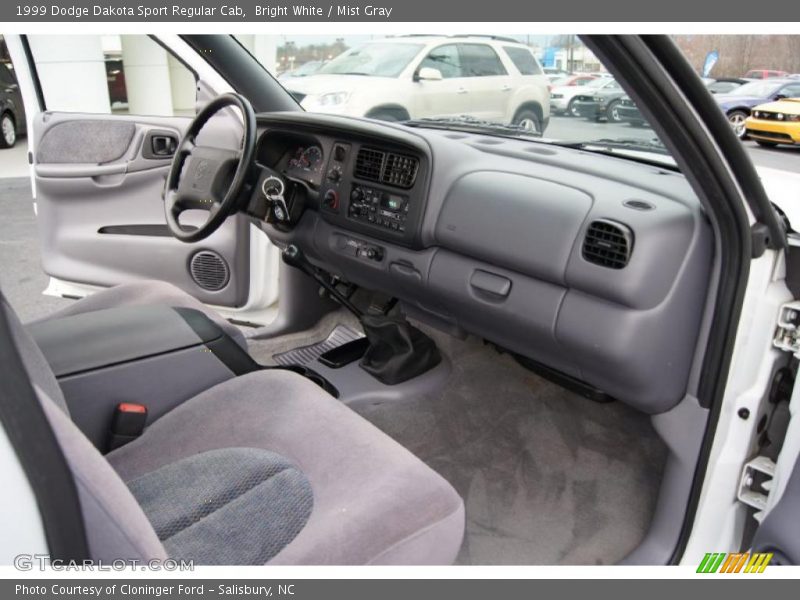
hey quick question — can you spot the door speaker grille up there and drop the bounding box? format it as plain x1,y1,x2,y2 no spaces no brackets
190,251,230,291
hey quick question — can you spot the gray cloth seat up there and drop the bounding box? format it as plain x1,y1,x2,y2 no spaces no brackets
30,280,248,350
3,295,465,565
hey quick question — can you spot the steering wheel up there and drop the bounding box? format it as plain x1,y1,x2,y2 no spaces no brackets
164,93,257,243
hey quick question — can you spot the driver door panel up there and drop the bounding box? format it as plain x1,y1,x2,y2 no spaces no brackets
32,111,250,308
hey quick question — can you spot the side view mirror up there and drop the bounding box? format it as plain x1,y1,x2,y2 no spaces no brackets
415,67,443,82
775,94,787,100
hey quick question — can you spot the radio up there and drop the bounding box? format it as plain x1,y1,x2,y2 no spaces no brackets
348,185,409,232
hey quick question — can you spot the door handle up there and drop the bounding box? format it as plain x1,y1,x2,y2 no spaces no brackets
501,85,512,92
457,87,468,95
151,135,177,157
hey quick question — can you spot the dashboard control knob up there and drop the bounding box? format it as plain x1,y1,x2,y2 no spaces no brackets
328,167,341,183
350,187,363,202
323,190,339,210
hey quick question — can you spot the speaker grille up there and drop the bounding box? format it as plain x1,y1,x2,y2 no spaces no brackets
190,251,230,291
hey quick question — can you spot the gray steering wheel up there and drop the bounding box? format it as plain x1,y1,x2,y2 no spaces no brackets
164,93,257,243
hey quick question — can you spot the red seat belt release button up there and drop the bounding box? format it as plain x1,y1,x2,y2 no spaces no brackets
107,403,148,452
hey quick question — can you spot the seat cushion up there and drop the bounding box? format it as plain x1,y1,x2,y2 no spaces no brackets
108,370,465,565
30,280,247,350
127,448,313,565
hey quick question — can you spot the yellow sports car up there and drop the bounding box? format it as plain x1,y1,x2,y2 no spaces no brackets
745,98,800,147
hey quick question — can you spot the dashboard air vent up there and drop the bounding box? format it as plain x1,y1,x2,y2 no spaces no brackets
355,147,385,182
582,220,633,269
355,147,419,188
190,250,230,291
383,152,419,188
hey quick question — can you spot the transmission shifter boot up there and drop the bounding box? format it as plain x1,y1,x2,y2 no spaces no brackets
359,314,441,385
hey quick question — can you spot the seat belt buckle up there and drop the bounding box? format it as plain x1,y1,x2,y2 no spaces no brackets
107,402,148,452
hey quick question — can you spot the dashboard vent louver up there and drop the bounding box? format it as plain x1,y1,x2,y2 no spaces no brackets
355,147,419,188
355,147,385,182
582,220,633,269
190,250,230,291
383,152,419,188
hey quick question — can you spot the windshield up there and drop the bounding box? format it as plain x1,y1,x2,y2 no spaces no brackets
317,43,423,77
242,33,790,165
729,80,782,96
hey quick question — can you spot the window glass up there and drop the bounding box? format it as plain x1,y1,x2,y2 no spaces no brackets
459,44,507,77
317,43,423,78
503,46,542,75
419,45,462,78
780,84,800,97
27,34,196,116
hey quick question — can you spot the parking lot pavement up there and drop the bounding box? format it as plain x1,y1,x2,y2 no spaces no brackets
0,137,30,179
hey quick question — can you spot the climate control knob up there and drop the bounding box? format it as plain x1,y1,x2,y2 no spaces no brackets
350,187,363,203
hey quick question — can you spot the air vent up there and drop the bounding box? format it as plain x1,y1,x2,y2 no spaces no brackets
383,152,419,188
582,220,634,269
190,251,230,291
354,147,385,182
355,147,419,188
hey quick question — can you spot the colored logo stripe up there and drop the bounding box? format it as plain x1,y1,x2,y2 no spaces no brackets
697,552,773,573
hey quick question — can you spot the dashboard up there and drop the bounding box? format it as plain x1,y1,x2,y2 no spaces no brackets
250,112,713,416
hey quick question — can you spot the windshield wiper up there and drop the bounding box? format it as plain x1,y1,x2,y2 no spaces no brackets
402,115,543,138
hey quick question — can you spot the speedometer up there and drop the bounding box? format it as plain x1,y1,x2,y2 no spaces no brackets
301,146,323,171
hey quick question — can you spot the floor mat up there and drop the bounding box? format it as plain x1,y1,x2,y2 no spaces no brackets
272,324,364,366
351,328,667,565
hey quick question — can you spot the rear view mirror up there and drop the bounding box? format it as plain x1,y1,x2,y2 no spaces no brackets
416,67,443,81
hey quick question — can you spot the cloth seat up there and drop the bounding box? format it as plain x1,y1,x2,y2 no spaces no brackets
108,371,465,565
30,280,247,350
4,293,465,565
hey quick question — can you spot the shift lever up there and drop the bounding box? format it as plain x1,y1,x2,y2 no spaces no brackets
282,244,363,317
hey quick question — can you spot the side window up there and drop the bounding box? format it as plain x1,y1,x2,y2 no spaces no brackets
502,46,542,76
780,84,800,98
604,80,622,91
27,35,197,116
418,44,463,79
459,44,507,77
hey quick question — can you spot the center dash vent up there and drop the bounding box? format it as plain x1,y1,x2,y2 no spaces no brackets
582,220,634,269
354,147,419,188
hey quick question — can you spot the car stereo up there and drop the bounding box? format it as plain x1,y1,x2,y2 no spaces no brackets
348,184,409,232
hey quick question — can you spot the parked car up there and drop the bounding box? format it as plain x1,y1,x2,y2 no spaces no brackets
550,77,625,118
0,61,25,148
616,95,646,126
571,82,627,121
548,74,597,90
285,36,550,133
745,98,800,147
744,69,789,79
550,76,621,116
714,78,800,138
703,77,751,94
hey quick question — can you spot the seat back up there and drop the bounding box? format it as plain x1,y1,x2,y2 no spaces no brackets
1,297,166,562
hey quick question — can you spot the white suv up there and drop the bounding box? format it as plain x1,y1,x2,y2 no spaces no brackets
284,36,551,133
